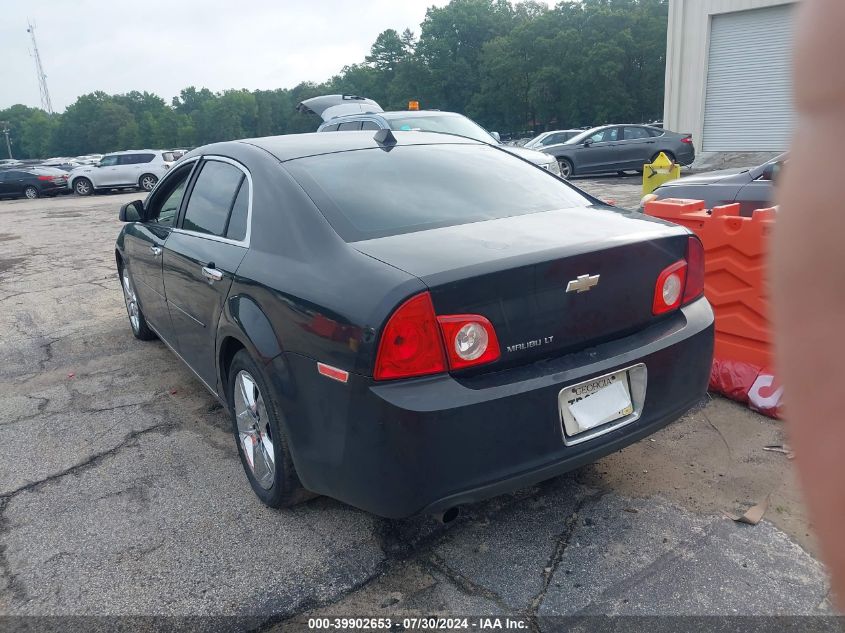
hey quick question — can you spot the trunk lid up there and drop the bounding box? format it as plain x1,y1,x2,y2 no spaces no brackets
355,207,690,370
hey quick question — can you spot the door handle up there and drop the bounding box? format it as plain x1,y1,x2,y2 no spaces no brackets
202,266,223,282
149,245,162,256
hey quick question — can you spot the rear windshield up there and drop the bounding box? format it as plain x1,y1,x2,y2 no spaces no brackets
284,144,592,242
385,114,496,144
161,152,176,162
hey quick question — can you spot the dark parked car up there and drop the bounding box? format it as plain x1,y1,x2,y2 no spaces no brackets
115,131,714,518
0,167,69,199
642,154,785,216
543,125,695,178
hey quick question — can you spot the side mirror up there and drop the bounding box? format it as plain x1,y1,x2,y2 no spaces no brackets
119,200,146,222
583,139,593,147
490,131,501,142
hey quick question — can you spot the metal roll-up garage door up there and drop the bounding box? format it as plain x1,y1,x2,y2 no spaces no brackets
703,4,796,152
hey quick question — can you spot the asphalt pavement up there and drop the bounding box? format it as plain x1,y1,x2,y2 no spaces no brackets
0,185,833,627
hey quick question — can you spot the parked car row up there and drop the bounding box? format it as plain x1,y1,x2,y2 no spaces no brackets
0,149,179,199
0,167,69,199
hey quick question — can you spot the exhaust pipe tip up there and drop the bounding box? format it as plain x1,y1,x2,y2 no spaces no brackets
437,506,461,524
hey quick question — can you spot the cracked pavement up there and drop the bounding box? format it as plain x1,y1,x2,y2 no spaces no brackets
0,183,835,625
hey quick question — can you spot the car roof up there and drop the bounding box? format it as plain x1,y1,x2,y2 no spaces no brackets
229,130,481,163
104,149,162,156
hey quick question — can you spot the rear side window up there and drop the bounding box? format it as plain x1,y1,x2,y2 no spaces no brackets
182,161,245,237
161,151,175,162
338,121,362,131
623,127,650,140
360,121,381,131
285,144,592,242
647,128,664,137
119,153,154,165
321,124,339,132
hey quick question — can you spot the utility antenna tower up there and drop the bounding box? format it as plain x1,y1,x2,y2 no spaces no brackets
27,20,54,115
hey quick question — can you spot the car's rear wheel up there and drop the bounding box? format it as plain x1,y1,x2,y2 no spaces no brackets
120,264,155,341
139,174,158,192
228,350,309,508
74,178,93,196
557,158,573,179
23,186,39,199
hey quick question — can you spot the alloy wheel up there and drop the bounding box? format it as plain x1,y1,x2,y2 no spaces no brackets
141,175,157,191
121,268,140,333
24,187,38,199
75,180,91,195
234,370,275,490
558,159,572,179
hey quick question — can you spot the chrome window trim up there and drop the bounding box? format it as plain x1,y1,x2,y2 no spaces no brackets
171,154,253,248
146,156,200,199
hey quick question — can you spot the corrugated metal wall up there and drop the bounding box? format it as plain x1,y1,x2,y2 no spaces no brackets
702,4,796,151
663,0,798,155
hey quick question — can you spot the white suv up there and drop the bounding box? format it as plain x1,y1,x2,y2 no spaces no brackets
69,150,175,196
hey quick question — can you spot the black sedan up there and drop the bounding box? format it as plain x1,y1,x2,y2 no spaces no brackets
115,131,714,518
642,154,785,216
543,125,695,178
0,167,69,199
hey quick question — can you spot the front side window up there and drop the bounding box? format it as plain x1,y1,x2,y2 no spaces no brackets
99,155,118,167
182,160,245,237
321,124,340,132
360,120,381,131
590,128,619,143
146,164,194,227
285,144,592,242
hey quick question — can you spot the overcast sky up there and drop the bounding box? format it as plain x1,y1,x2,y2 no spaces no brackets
0,0,468,112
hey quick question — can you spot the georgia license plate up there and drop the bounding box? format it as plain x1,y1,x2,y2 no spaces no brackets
559,370,634,437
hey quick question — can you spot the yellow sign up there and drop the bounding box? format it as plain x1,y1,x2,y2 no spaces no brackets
642,152,681,195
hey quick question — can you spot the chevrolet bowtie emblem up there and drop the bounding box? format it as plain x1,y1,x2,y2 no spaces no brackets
566,274,600,293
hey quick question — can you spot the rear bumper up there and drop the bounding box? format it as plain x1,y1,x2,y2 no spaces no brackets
275,298,714,518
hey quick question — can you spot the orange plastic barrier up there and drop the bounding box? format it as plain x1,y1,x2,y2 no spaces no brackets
644,198,782,418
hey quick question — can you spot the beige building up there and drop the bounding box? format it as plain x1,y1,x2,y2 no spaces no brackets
663,0,798,159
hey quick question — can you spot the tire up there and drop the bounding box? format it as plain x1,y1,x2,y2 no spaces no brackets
139,173,158,192
557,158,574,179
651,151,676,164
73,178,93,196
228,349,309,508
120,263,156,341
23,186,39,199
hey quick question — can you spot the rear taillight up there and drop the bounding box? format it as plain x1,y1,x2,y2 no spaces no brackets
652,236,706,315
653,261,687,314
37,175,51,181
374,292,446,381
681,136,693,145
683,236,705,303
437,315,500,371
374,292,501,380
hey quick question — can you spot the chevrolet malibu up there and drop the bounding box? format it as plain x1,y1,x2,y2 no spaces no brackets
115,130,714,519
